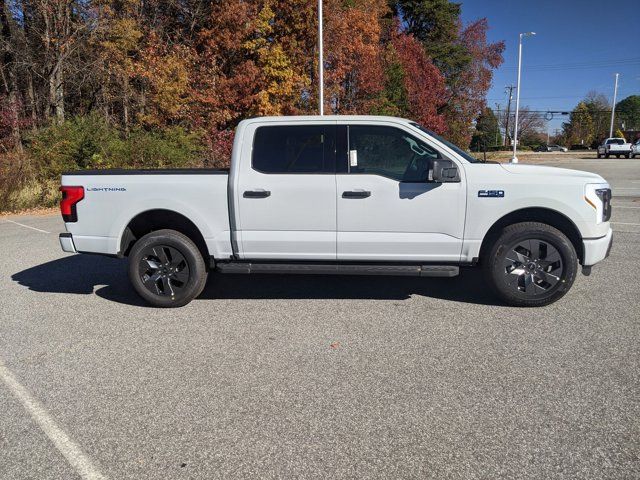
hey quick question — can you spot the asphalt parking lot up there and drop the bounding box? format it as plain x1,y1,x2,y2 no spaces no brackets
1,157,639,479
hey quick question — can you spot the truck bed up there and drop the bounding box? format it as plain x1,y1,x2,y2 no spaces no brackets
61,169,232,259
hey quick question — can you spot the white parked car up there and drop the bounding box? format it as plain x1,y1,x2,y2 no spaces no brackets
59,115,613,308
597,137,632,158
631,139,640,158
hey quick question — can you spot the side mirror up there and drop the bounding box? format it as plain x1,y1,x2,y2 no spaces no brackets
431,159,460,183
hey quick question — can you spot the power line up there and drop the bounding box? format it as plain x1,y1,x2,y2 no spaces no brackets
500,57,640,71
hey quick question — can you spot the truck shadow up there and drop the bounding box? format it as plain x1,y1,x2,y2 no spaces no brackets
12,254,503,306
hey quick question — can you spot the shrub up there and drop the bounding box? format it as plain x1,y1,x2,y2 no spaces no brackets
124,126,204,169
28,114,206,177
1,115,207,212
27,114,121,179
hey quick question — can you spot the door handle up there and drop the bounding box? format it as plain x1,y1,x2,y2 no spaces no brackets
243,189,271,198
342,190,371,199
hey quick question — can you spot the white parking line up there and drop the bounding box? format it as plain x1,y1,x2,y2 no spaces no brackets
3,219,51,234
0,361,107,480
612,205,640,209
612,222,640,226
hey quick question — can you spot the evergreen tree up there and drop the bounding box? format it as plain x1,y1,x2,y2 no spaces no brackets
616,95,640,130
470,107,501,151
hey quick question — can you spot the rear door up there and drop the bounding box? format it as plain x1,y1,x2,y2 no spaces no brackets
235,122,338,260
336,122,466,262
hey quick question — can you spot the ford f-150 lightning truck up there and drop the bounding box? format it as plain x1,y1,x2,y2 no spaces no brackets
59,116,613,307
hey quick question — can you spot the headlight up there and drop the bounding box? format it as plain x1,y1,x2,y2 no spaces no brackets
584,183,612,223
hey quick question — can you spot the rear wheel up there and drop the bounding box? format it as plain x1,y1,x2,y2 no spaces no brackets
128,229,207,307
483,222,577,307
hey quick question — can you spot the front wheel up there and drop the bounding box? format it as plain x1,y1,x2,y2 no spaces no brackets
128,229,208,307
483,222,577,307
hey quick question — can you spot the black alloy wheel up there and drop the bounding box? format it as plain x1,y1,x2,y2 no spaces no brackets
484,222,577,307
128,229,208,307
501,238,563,296
139,245,190,297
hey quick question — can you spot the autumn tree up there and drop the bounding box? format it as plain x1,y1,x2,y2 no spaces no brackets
516,107,546,146
387,29,447,132
562,102,594,146
392,1,504,146
584,91,610,143
323,0,387,114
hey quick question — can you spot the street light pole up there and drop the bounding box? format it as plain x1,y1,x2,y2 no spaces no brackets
318,0,324,116
511,31,536,164
609,73,619,137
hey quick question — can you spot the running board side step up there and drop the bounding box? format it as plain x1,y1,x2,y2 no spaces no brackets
215,262,459,277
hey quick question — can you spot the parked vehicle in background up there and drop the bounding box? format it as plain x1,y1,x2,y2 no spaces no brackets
570,144,591,151
535,144,568,152
631,139,640,158
597,138,632,158
58,115,613,308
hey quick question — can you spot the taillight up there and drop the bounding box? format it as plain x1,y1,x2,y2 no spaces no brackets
60,186,84,222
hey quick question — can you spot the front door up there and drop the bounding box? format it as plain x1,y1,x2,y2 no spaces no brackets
236,123,338,260
336,123,466,262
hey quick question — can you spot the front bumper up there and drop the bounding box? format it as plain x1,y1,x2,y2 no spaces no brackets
582,228,613,266
59,233,77,253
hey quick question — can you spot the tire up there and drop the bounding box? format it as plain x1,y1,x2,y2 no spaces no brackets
597,153,602,158
483,222,578,307
605,153,610,158
625,153,630,159
128,229,208,307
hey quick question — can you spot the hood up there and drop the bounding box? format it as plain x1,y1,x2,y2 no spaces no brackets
499,163,605,182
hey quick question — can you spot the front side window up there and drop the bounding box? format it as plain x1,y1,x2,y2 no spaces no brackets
348,125,441,182
410,122,481,163
252,125,336,174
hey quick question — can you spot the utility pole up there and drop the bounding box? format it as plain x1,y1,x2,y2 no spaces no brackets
318,0,324,115
609,73,619,137
504,85,515,146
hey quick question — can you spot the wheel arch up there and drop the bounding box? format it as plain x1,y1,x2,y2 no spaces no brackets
119,209,209,264
478,207,584,264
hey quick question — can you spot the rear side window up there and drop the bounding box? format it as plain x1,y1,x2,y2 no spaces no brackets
607,139,624,145
252,125,336,174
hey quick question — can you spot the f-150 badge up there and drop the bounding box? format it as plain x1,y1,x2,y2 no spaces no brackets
478,190,504,198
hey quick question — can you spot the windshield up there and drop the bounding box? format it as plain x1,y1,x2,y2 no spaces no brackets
607,139,625,145
410,122,481,163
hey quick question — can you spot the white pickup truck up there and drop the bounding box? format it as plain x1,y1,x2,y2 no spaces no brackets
59,116,613,308
597,137,632,158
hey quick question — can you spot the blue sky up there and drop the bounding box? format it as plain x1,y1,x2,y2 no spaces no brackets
459,0,640,134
